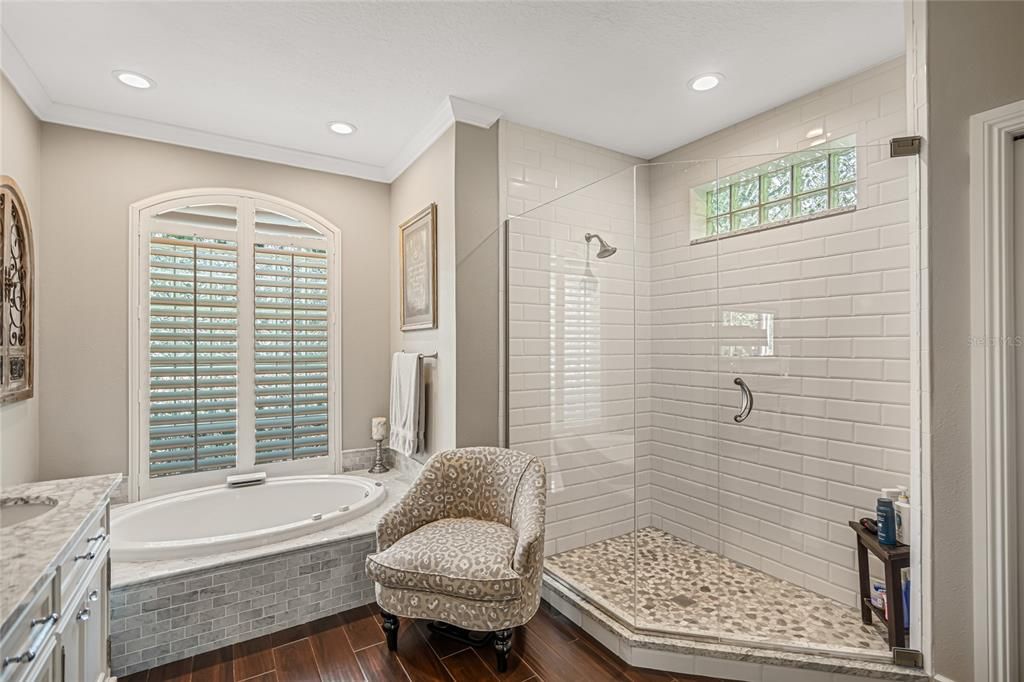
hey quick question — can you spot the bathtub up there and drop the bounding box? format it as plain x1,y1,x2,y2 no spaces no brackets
111,474,386,561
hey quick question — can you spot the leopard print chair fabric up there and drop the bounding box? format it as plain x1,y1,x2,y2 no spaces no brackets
365,447,547,671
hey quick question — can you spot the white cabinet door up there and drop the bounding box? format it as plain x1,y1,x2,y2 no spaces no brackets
79,559,108,682
58,549,109,682
56,613,83,682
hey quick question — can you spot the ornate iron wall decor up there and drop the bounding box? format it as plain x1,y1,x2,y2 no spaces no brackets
1,177,34,403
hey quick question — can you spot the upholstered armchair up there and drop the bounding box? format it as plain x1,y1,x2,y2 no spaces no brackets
365,447,547,672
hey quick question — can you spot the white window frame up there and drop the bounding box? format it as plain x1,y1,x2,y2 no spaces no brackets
128,189,343,501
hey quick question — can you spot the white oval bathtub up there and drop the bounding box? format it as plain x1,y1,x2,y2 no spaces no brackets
111,475,386,561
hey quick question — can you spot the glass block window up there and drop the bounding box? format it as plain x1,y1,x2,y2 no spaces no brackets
698,142,857,240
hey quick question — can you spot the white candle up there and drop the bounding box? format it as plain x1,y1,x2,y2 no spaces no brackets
371,417,388,441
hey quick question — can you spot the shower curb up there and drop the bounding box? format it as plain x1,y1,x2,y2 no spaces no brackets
541,573,928,682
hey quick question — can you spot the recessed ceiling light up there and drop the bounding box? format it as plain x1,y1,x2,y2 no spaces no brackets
688,73,723,92
805,127,824,139
328,121,357,136
113,70,154,89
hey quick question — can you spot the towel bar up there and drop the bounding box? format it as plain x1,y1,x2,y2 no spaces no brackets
401,350,438,358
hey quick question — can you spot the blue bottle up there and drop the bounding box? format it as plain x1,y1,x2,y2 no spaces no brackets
903,576,911,630
877,497,897,545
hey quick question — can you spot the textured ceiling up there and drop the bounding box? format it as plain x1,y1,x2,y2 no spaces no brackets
1,1,903,180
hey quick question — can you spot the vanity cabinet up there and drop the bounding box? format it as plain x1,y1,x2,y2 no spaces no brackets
56,539,109,682
1,505,111,682
0,576,60,682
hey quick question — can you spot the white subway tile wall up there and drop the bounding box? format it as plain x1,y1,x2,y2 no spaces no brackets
503,57,913,607
502,121,647,556
646,58,910,606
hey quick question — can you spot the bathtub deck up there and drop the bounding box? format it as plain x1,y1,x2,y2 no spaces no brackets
110,471,416,676
118,601,728,682
112,469,410,588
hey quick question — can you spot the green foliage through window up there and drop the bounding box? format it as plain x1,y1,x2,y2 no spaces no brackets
703,145,857,238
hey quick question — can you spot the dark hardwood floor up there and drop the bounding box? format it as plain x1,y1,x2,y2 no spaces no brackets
119,601,732,682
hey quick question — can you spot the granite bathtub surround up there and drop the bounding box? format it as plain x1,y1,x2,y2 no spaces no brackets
547,528,889,656
109,470,411,676
542,578,927,682
0,473,122,629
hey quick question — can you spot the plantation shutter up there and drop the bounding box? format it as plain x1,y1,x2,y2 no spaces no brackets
254,243,329,463
148,233,239,476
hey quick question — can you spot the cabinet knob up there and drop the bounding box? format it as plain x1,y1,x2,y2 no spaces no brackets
76,607,91,622
88,589,100,602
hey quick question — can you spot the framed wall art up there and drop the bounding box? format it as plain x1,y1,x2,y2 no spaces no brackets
1,177,34,403
399,203,437,331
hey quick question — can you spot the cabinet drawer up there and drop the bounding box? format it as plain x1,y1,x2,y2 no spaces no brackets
58,509,107,612
0,575,58,682
3,635,57,682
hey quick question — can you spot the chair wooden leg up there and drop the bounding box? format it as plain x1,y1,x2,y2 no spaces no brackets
381,610,399,651
494,628,512,673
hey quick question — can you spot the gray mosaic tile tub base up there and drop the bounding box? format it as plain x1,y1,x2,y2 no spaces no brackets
110,533,376,676
546,527,890,657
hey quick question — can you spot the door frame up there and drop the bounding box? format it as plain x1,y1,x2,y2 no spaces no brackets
969,97,1024,682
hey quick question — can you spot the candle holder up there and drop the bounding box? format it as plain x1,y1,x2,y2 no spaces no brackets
369,437,390,474
369,417,390,474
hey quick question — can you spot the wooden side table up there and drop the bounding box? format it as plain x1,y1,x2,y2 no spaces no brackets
848,520,910,648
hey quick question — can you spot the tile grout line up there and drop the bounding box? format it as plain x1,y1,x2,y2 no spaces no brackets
438,646,499,682
307,634,327,682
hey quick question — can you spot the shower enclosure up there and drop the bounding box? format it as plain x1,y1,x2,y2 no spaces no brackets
503,143,922,662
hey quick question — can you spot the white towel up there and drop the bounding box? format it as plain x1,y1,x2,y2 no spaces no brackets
389,352,425,457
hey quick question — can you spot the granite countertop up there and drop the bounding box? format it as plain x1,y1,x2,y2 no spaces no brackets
112,469,412,589
1,473,122,631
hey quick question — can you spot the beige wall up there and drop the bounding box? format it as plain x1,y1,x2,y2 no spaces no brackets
390,126,456,455
37,124,391,480
454,121,499,448
925,1,1024,680
0,76,43,487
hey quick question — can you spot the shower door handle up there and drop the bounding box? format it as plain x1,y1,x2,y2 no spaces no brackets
733,377,753,423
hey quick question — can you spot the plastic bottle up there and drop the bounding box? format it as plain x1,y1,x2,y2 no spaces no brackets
877,497,897,545
895,488,911,545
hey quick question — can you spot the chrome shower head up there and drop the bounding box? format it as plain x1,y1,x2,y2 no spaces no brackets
585,232,617,259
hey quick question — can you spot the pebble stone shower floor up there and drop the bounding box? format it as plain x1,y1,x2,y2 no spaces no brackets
546,527,890,656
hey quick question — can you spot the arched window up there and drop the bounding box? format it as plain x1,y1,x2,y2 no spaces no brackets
1,178,34,404
129,190,340,499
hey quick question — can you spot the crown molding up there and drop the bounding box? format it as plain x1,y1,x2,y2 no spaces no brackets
449,95,502,130
2,30,501,185
384,96,502,181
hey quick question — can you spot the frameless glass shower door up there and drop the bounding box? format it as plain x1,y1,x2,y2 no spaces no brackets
505,166,642,629
504,143,922,662
706,143,921,657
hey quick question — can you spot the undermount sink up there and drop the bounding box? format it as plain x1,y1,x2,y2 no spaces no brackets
0,497,59,528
